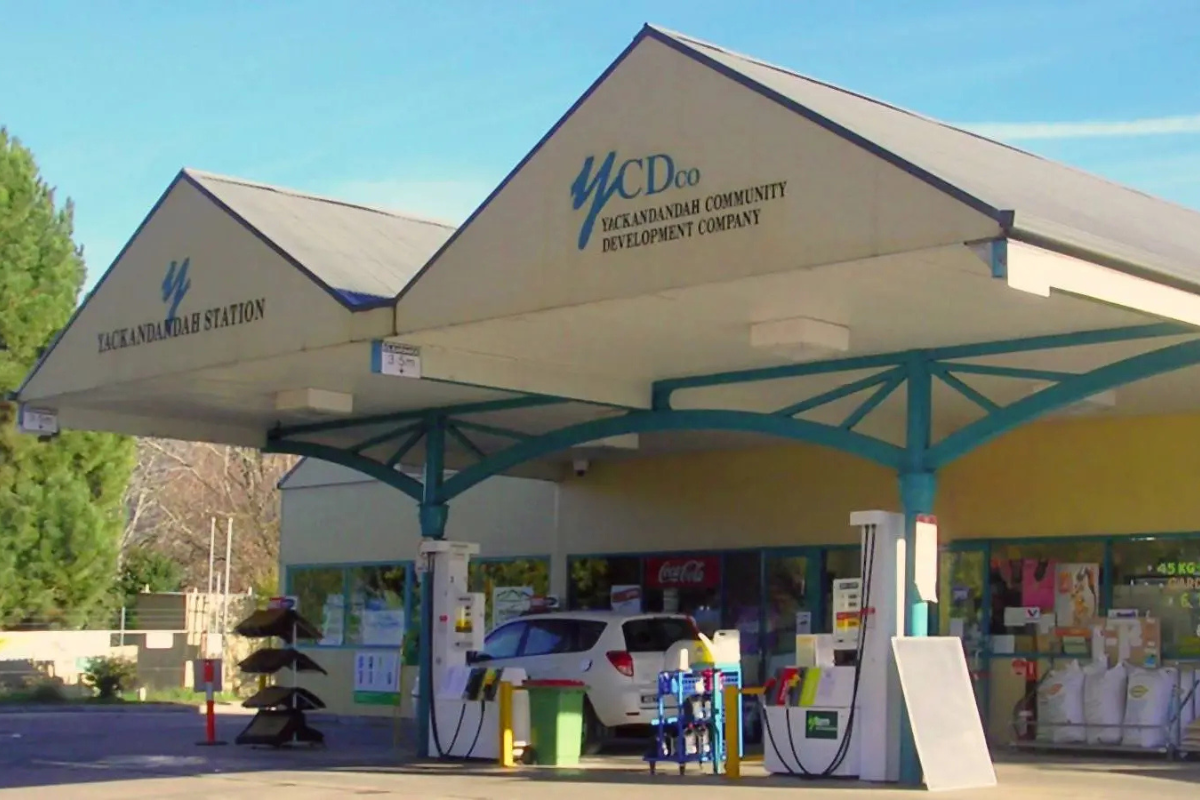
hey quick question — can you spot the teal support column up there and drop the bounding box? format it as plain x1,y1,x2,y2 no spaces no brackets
416,417,448,759
899,354,936,786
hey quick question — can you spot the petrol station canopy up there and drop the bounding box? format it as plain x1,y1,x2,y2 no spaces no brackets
14,25,1200,494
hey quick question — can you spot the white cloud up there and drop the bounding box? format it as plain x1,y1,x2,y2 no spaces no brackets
960,114,1200,141
317,178,496,225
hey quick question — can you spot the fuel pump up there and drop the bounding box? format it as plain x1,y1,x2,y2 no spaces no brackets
417,540,530,760
761,510,912,782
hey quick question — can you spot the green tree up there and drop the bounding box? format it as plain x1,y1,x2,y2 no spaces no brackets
0,129,136,629
119,546,184,598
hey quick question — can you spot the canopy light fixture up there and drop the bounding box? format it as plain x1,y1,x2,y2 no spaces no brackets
749,316,850,362
275,388,354,416
574,434,640,451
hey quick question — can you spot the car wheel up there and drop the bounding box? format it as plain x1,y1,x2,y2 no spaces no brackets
582,699,609,756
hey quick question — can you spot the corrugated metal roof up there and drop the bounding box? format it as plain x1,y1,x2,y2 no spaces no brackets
184,170,456,306
650,26,1200,289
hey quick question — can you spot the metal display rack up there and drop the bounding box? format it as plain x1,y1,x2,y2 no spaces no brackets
645,669,726,776
234,607,328,748
1009,660,1200,760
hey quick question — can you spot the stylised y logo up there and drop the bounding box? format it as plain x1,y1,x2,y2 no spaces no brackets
569,151,696,251
162,258,191,321
571,152,627,251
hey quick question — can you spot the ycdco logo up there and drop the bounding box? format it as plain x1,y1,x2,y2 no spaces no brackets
569,150,700,250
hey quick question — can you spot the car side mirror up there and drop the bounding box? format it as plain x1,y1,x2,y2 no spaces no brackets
467,650,491,664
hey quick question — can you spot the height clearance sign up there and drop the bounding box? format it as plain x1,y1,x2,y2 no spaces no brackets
643,556,721,589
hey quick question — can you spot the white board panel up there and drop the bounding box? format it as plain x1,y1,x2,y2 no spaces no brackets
891,636,997,792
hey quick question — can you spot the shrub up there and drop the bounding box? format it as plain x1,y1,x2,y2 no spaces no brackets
83,656,138,699
28,680,68,704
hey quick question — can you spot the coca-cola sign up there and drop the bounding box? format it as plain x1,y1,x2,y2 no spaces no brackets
645,556,720,589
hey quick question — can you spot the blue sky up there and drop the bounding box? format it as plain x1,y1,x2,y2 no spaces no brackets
3,0,1198,292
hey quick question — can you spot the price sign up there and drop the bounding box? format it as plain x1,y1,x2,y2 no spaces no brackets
1155,561,1200,576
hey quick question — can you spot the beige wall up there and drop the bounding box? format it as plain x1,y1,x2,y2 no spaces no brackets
280,462,558,564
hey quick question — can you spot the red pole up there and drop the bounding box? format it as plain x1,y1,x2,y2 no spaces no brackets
196,658,227,746
204,659,216,743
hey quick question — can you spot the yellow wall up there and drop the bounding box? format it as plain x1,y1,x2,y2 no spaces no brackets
940,412,1200,539
556,444,897,552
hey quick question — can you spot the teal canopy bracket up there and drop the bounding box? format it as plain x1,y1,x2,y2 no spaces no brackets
441,408,904,502
263,437,424,501
929,334,1200,468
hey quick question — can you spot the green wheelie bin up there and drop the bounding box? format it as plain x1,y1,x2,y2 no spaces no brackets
524,679,588,766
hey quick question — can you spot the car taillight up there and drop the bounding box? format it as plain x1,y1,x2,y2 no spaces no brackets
606,650,635,678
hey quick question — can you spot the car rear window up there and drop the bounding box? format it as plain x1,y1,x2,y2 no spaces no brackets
574,620,608,652
622,617,700,652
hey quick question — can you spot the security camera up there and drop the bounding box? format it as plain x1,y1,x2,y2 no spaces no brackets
572,458,590,477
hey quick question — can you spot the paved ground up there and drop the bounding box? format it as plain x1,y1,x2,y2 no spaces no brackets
1,709,1199,798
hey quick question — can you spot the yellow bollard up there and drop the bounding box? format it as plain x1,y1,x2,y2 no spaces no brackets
723,683,740,779
498,681,515,768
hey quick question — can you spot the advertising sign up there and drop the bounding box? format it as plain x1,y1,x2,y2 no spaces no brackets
492,586,534,628
353,651,401,706
805,710,839,740
610,585,642,613
643,556,720,589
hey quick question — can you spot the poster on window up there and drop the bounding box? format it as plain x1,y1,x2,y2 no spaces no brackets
610,585,642,613
492,586,533,628
361,605,406,646
1021,559,1057,610
1055,563,1100,627
320,594,345,646
353,651,401,705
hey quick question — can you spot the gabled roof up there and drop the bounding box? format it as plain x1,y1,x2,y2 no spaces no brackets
184,169,456,307
648,26,1200,290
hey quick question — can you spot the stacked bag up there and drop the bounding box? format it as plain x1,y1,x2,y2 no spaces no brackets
1035,659,1180,748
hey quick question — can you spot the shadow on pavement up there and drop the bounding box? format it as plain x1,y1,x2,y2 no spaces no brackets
5,710,1200,794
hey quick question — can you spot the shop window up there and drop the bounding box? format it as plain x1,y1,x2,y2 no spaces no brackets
346,565,407,647
469,557,551,629
568,556,641,610
939,549,986,653
764,555,810,678
723,552,763,672
988,541,1105,653
289,566,346,646
1112,536,1200,657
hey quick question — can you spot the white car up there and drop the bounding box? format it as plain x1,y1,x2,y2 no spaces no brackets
470,611,702,750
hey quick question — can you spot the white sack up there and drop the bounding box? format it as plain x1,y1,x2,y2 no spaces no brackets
1084,661,1127,745
1121,666,1177,749
1037,661,1086,744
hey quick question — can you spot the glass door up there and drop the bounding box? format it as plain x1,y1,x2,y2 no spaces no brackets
939,544,989,721
762,550,820,684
